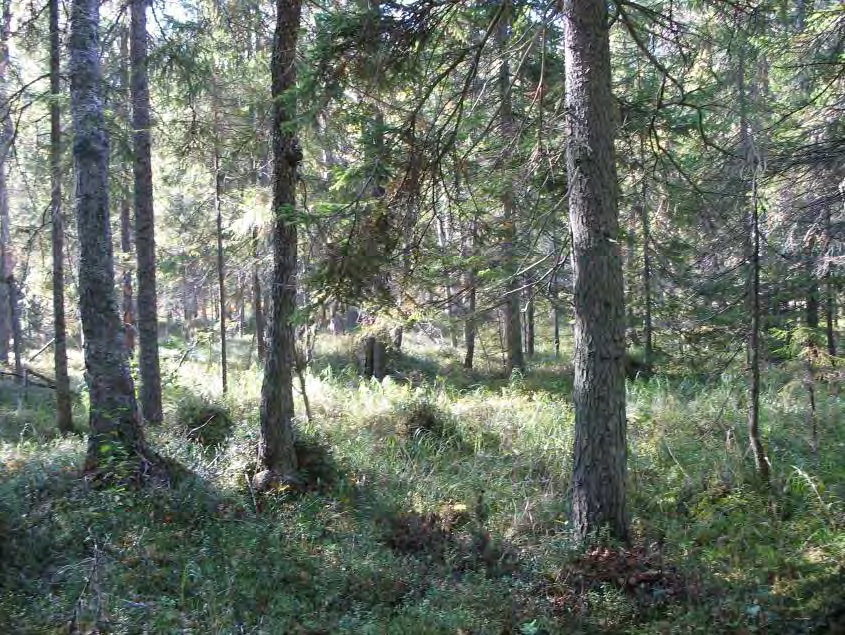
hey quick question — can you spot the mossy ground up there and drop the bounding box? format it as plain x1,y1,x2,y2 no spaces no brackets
1,330,843,633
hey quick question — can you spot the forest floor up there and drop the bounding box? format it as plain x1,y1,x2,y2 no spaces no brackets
1,330,844,634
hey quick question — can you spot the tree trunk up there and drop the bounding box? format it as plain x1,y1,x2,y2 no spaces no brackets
9,274,21,376
738,32,771,484
119,24,135,357
131,0,162,424
497,0,523,374
639,197,654,374
50,0,73,434
214,152,227,394
70,0,149,474
463,217,477,370
253,226,266,362
551,234,562,360
524,280,535,358
822,205,836,360
2,0,18,380
564,0,628,542
0,0,11,366
257,0,302,479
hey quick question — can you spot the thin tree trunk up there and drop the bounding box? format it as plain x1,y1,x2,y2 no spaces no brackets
9,274,21,376
551,234,562,360
0,0,11,366
739,34,771,484
253,225,266,363
256,0,302,480
70,0,150,475
497,0,523,374
564,0,628,542
214,152,227,394
525,280,535,358
50,0,73,434
119,24,135,356
131,0,162,424
639,196,654,374
748,171,770,482
463,217,477,369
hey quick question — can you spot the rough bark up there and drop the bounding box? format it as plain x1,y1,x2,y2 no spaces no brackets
0,0,11,365
50,0,73,434
497,0,523,374
257,0,302,478
564,0,628,542
70,0,149,474
118,24,135,356
131,0,162,424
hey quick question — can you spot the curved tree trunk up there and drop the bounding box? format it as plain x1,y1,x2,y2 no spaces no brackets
131,0,163,424
70,0,148,475
257,0,302,479
564,0,628,542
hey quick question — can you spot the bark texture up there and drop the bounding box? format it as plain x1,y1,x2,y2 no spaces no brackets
71,0,147,471
0,0,11,365
564,0,628,542
257,0,302,477
50,0,73,434
131,0,162,424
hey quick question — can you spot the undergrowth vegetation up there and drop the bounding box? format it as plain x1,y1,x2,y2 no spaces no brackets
1,333,844,633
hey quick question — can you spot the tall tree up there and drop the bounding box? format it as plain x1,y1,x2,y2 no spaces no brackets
255,0,303,481
50,0,73,434
497,0,524,374
119,24,135,355
70,0,149,474
564,0,628,542
131,0,163,424
0,0,11,367
737,23,770,484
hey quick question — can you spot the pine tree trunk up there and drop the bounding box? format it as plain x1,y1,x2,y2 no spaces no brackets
738,31,770,484
0,0,11,366
70,0,149,474
119,24,135,356
214,152,227,394
131,0,162,424
551,234,562,360
564,0,628,542
9,274,21,377
50,0,73,434
463,217,477,370
497,0,523,374
253,226,266,363
639,198,654,374
257,0,302,479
